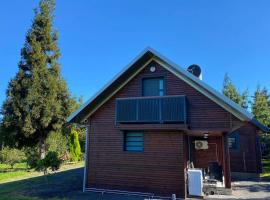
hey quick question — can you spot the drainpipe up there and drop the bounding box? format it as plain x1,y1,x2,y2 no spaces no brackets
76,120,90,193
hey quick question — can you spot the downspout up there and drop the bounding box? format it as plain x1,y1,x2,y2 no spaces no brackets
82,121,90,192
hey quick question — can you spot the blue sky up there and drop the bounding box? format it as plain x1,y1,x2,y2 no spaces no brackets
1,0,270,106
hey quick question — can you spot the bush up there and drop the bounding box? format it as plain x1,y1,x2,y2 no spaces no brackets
24,147,40,169
77,128,86,153
46,131,69,157
69,128,81,162
0,147,25,168
36,151,62,174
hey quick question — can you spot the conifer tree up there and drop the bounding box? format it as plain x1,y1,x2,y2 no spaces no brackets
252,86,270,127
69,127,81,162
222,73,248,109
1,0,75,158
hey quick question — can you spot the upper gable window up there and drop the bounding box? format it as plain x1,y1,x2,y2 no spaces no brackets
142,77,164,96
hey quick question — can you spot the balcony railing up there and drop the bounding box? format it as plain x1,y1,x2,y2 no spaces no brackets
116,95,186,124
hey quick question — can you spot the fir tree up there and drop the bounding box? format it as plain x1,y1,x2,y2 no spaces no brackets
1,0,75,158
222,73,248,109
252,86,270,127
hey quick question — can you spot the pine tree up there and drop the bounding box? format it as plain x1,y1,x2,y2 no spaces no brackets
69,127,81,162
222,73,248,109
252,86,270,127
1,0,74,158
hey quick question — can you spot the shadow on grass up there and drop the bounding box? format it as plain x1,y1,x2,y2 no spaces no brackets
0,167,87,200
0,167,150,200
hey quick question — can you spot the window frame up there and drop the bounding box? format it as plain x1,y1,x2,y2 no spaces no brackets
123,131,144,152
141,76,166,97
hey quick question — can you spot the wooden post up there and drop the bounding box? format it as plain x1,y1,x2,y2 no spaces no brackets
222,133,231,188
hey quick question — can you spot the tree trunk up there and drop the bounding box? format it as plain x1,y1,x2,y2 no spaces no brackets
39,137,46,159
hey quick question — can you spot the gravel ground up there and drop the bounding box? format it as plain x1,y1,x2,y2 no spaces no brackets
206,180,270,200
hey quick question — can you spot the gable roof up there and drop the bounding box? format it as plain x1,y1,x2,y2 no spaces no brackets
67,47,269,132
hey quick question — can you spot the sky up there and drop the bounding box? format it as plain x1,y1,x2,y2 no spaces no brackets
1,0,270,107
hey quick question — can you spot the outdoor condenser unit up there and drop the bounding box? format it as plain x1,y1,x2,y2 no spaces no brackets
195,140,208,150
188,169,203,197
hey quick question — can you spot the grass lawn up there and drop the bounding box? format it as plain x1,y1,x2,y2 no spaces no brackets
0,162,85,200
0,162,29,182
261,159,270,178
0,162,84,184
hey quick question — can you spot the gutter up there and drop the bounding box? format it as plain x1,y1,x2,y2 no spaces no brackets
250,118,270,133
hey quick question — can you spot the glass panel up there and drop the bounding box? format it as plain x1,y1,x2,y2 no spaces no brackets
159,79,164,89
126,137,144,142
125,141,144,146
124,132,144,151
126,132,143,137
126,146,144,151
143,78,164,96
228,132,240,150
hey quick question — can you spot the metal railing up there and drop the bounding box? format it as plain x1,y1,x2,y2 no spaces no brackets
116,95,186,124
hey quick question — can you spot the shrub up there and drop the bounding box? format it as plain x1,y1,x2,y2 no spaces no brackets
36,151,62,174
77,128,86,153
69,128,81,162
0,147,25,168
24,147,40,169
46,131,68,157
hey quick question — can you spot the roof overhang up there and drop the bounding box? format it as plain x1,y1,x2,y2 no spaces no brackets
67,47,269,133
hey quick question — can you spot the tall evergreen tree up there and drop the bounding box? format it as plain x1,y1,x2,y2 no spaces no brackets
222,73,248,109
1,0,75,158
252,86,270,127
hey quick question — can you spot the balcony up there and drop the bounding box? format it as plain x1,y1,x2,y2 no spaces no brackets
116,95,187,124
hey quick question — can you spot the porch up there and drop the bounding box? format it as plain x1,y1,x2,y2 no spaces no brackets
185,131,232,197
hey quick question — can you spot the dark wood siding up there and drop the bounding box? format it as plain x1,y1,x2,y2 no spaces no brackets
88,129,185,197
230,123,262,173
86,60,259,197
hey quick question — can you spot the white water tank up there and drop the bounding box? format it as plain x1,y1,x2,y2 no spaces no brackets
188,169,203,196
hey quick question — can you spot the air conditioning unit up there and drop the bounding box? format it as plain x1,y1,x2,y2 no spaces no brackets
195,140,208,150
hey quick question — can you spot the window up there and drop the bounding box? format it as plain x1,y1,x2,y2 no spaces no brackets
228,132,240,150
142,77,164,96
124,131,144,152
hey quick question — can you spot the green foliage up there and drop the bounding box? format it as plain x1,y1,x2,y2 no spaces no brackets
69,128,81,162
252,86,270,127
78,128,86,153
36,151,61,174
0,148,25,169
1,0,76,158
261,134,270,158
222,73,248,108
24,147,40,169
46,131,68,156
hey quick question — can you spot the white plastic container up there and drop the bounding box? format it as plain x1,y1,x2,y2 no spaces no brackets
188,169,203,196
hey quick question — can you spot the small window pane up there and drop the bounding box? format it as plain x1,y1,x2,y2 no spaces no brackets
124,132,144,152
228,132,240,150
143,78,164,96
159,79,164,89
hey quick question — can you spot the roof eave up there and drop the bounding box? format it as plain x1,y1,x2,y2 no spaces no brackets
67,47,155,123
250,118,270,133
